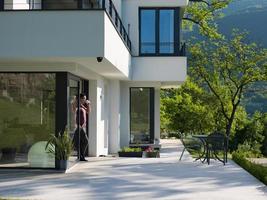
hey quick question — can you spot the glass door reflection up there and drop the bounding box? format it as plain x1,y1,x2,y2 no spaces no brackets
68,79,80,167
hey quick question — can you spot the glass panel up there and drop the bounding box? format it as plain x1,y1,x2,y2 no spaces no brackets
130,88,151,144
159,10,174,54
140,10,156,54
0,73,56,168
42,0,78,9
68,79,80,165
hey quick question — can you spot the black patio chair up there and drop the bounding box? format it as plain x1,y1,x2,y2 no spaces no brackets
206,131,226,165
179,133,202,161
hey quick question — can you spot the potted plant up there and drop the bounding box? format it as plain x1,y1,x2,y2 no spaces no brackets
0,128,26,162
45,129,73,171
118,147,143,157
144,146,160,158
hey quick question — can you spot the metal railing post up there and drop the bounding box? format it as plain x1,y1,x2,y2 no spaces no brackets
102,0,105,9
109,0,112,17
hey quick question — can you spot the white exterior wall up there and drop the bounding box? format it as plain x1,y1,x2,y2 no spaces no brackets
89,78,109,156
0,0,188,157
122,0,188,56
0,11,103,58
0,11,131,79
132,57,187,83
108,80,121,153
104,14,132,78
89,80,98,156
120,81,161,148
4,0,41,9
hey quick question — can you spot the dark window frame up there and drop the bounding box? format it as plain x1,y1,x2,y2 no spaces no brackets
129,87,155,144
0,0,3,10
139,7,180,56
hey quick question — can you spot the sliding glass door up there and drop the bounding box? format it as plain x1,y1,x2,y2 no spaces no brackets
0,73,56,168
130,88,154,144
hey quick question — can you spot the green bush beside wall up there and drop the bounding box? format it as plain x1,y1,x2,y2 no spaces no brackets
232,152,267,185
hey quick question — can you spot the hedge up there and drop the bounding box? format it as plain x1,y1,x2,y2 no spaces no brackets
232,152,267,185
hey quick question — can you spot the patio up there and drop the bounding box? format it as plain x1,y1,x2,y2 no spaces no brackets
0,139,266,200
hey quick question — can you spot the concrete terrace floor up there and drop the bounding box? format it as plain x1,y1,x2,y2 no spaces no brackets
0,139,266,200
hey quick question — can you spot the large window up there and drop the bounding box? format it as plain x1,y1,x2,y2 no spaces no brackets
159,10,174,54
139,8,179,56
0,73,56,168
130,88,154,144
140,10,156,54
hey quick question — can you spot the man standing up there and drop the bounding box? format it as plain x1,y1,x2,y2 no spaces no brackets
74,93,91,161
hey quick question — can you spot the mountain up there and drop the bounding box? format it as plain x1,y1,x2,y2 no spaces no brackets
218,0,267,47
223,0,267,16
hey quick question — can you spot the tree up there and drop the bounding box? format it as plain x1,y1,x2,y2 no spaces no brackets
161,79,215,135
189,31,267,161
183,0,232,38
233,112,266,157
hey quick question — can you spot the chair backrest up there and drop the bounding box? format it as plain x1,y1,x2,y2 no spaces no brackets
207,131,226,151
178,132,186,146
179,133,202,150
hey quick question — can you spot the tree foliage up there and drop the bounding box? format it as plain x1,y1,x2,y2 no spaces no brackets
183,0,232,38
189,31,267,151
233,112,267,157
161,79,215,134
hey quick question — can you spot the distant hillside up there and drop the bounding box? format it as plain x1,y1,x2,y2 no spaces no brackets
224,0,267,16
218,9,267,47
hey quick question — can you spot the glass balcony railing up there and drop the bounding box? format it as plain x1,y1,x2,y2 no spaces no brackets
0,0,132,51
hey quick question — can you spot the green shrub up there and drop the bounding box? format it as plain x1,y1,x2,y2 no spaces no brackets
236,142,262,158
168,132,180,139
119,147,142,152
232,152,267,185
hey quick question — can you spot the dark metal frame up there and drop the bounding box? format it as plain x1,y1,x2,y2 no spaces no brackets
129,87,155,144
67,73,90,160
0,0,3,11
139,7,182,56
82,80,89,156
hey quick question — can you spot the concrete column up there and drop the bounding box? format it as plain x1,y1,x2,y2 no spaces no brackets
120,82,130,148
88,79,107,156
88,80,98,156
108,80,121,154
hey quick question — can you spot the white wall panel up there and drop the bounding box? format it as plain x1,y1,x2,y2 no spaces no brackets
132,57,187,82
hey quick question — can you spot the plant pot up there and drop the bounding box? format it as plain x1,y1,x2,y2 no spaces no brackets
1,147,17,161
118,151,143,157
56,160,69,171
145,151,160,158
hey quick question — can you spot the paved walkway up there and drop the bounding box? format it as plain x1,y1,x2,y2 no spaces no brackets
0,139,266,200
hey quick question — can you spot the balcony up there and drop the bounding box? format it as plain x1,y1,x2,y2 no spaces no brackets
0,0,131,51
0,0,132,79
131,42,187,85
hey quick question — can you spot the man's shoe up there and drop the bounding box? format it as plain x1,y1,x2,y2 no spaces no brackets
80,158,88,162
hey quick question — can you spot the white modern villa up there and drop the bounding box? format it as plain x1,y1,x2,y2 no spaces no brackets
0,0,188,169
